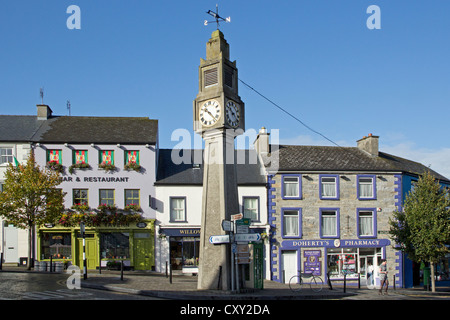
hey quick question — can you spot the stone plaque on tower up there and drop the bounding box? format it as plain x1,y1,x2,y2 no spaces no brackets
194,29,245,290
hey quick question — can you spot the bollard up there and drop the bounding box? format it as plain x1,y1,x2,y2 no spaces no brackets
166,261,168,278
49,256,53,272
170,265,173,284
120,260,124,281
217,266,222,290
343,273,347,293
393,275,396,291
358,273,360,289
0,252,3,270
327,271,333,290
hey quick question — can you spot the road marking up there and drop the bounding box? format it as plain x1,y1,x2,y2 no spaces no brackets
23,290,94,300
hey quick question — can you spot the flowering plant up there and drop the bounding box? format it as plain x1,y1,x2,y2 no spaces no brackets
98,162,117,172
71,203,90,213
124,203,141,212
97,204,117,212
124,161,141,172
46,160,64,174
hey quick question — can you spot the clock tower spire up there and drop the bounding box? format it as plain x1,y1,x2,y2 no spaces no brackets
194,30,244,291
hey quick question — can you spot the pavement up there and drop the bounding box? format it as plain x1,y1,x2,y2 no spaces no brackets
2,266,450,300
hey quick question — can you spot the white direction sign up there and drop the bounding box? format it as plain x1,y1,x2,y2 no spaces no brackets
234,233,261,242
209,235,230,244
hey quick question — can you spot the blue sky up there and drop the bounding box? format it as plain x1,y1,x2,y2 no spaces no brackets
1,1,449,178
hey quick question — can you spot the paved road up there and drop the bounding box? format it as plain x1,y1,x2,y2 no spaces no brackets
0,272,163,300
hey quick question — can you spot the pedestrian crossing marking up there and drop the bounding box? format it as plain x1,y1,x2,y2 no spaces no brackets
23,289,94,300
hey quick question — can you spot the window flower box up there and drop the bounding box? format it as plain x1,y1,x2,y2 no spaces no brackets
124,161,141,172
46,160,64,174
98,162,117,172
69,163,91,174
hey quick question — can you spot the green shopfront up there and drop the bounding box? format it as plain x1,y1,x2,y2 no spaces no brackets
37,221,155,271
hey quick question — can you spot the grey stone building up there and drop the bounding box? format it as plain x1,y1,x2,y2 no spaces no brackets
255,131,450,288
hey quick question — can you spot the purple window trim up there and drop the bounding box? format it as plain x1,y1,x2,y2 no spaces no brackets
357,174,377,200
319,208,340,239
281,207,302,239
281,174,302,200
356,208,377,238
319,174,340,200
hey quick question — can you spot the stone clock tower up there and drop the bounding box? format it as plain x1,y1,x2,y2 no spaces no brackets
194,30,245,290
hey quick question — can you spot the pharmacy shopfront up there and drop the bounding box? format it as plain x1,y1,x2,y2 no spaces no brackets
278,238,392,286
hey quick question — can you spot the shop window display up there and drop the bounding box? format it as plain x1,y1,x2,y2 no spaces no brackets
100,232,130,259
170,237,200,270
41,233,72,259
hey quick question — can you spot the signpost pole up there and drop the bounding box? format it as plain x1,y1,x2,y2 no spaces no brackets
80,222,87,280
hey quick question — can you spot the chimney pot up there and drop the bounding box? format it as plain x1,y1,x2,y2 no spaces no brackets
357,134,379,157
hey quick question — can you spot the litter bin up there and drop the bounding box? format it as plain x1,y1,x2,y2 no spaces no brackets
423,267,430,290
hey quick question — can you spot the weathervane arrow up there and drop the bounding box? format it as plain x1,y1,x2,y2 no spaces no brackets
204,4,230,29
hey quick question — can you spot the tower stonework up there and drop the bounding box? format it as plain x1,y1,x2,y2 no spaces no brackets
194,30,245,290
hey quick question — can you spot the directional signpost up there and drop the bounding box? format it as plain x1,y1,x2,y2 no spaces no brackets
220,214,263,292
209,235,230,244
235,233,261,242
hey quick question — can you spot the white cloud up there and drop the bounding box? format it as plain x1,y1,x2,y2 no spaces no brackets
381,142,450,180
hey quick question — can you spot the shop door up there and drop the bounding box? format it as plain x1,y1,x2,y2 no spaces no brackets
253,243,264,289
281,251,297,284
77,237,98,270
4,225,18,264
134,236,152,270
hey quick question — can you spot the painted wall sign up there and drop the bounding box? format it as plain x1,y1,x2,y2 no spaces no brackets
61,176,130,183
161,228,200,237
282,238,391,249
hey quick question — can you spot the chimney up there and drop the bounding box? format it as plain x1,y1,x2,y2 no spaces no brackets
37,104,53,120
357,133,379,157
254,127,270,155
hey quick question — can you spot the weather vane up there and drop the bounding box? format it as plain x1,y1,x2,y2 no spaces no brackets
204,4,230,29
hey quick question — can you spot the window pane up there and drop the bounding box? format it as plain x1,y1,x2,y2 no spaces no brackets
283,177,299,197
41,233,72,259
321,177,336,197
125,189,139,206
100,189,114,206
359,178,373,198
243,198,258,221
359,212,373,236
283,211,299,236
100,232,129,259
171,198,185,221
322,211,336,236
73,189,88,205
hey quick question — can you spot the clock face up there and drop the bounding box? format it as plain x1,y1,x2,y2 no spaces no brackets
225,100,240,128
199,99,221,127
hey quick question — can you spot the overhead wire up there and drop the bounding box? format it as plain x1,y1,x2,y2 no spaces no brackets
238,78,341,147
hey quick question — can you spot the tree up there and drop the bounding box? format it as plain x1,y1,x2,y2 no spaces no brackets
389,171,450,292
0,152,65,269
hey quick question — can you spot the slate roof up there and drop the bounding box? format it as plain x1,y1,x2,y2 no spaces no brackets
155,149,266,186
0,115,46,142
274,145,450,182
0,115,158,145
